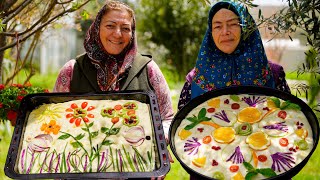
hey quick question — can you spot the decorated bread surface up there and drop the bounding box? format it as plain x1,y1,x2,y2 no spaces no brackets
18,99,155,174
174,94,313,179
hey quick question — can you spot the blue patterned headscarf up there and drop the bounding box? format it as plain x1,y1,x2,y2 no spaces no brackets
191,1,275,99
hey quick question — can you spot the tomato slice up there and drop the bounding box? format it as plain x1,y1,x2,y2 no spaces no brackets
127,109,136,116
87,106,95,111
279,137,289,147
71,103,78,109
87,114,94,118
75,118,82,126
207,108,215,113
81,102,88,109
229,165,239,172
111,117,120,124
258,155,267,162
278,110,287,119
69,118,76,123
83,117,89,123
114,105,122,111
65,108,73,112
66,113,73,118
202,136,212,144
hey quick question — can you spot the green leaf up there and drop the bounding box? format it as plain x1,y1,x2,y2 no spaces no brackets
256,168,277,177
81,10,89,20
245,171,258,180
186,116,197,122
71,141,82,148
282,102,301,110
58,134,71,140
88,122,94,128
198,108,207,119
269,97,281,108
81,127,89,132
90,131,99,138
110,128,120,135
243,161,255,171
101,127,109,133
102,140,113,146
184,122,198,130
75,133,85,140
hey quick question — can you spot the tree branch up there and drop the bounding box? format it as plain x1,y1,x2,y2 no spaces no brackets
1,0,56,37
0,0,91,52
3,0,33,23
0,0,18,16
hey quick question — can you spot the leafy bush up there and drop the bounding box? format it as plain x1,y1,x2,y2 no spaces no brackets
0,83,48,126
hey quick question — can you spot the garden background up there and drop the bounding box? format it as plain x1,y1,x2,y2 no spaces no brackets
1,0,319,179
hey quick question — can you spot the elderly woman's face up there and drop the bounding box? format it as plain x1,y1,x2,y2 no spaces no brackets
211,9,241,54
99,9,132,55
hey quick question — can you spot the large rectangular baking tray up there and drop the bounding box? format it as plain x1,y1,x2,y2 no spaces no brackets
5,90,170,179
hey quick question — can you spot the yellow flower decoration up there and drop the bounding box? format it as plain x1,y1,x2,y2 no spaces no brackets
40,120,61,135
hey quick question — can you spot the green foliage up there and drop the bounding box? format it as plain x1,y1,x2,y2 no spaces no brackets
0,19,5,32
0,83,48,124
136,0,209,80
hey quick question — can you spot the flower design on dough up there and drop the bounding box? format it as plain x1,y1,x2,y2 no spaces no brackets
40,120,61,135
65,102,95,127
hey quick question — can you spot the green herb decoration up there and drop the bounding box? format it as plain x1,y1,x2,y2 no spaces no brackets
184,108,211,130
269,97,301,110
243,162,277,180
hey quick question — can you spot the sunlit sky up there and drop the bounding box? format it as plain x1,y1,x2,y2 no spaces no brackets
252,0,287,6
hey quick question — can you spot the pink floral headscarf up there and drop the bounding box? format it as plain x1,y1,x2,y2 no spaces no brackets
83,2,137,91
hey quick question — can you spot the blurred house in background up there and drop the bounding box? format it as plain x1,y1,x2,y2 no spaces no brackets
251,0,308,72
36,0,308,74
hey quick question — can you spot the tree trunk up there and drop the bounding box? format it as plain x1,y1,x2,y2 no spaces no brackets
0,34,6,84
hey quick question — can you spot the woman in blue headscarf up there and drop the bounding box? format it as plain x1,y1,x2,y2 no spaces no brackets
178,1,290,110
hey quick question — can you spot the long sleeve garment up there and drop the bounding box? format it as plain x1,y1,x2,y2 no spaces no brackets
53,59,174,137
178,61,291,110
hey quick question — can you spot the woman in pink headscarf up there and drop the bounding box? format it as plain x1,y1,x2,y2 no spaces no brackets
53,1,173,138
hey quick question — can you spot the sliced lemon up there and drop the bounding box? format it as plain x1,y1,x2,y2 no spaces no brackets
232,172,244,180
192,157,206,168
238,107,262,124
213,127,235,143
208,98,220,108
246,131,271,150
267,99,278,109
178,128,192,140
295,128,308,139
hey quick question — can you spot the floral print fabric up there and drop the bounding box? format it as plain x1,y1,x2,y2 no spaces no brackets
83,4,137,91
178,62,291,110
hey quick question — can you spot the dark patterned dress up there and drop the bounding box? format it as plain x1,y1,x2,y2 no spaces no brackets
178,61,291,110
